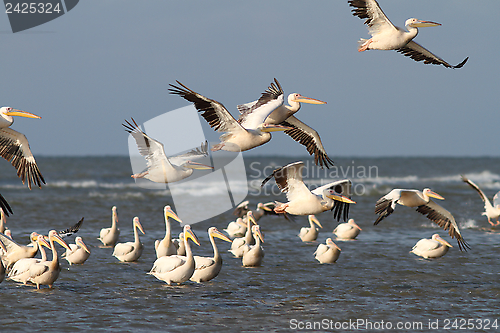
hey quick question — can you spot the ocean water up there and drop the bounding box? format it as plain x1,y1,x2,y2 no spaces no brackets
1,156,500,332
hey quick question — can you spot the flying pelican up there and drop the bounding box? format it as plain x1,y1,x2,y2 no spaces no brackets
62,237,91,265
0,106,45,189
190,227,232,283
155,206,183,258
238,79,333,168
148,225,201,285
58,217,84,238
333,218,362,240
98,206,120,247
314,238,341,264
232,200,250,218
27,230,71,289
261,161,356,219
374,188,470,251
242,225,264,267
0,232,40,269
411,233,452,259
7,235,50,284
298,215,323,242
124,118,213,183
112,217,145,262
169,80,289,152
229,211,257,258
461,175,500,226
0,195,12,218
348,0,468,68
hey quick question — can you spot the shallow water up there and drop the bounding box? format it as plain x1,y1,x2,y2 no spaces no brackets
1,156,499,332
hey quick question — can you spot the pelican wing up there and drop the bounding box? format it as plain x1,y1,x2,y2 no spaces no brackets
0,128,45,189
233,200,250,217
150,255,186,274
412,239,440,252
0,232,21,253
0,194,12,217
314,243,329,256
261,162,311,202
193,256,216,270
112,242,135,257
58,217,84,238
374,189,401,225
415,200,470,251
281,116,334,169
493,191,500,208
312,180,353,221
168,141,209,166
28,262,48,278
397,41,468,68
169,81,244,134
348,0,396,35
237,78,283,115
461,175,491,205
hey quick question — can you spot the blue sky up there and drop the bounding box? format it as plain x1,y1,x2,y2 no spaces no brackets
0,0,498,157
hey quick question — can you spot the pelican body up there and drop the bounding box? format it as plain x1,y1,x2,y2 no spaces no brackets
8,235,50,284
155,206,183,258
333,218,362,240
314,238,341,264
229,211,256,258
112,217,145,262
242,225,264,267
98,206,120,246
298,215,323,242
461,175,500,226
63,237,90,265
0,232,39,269
411,234,452,259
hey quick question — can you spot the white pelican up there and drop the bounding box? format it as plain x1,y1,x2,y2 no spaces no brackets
0,196,12,218
62,237,91,265
7,235,50,284
155,206,183,258
242,225,264,267
169,80,289,152
224,218,247,238
261,161,356,218
225,202,274,238
238,79,333,168
229,211,257,258
172,232,185,256
314,238,341,264
461,175,500,226
333,218,362,240
112,217,145,262
298,215,323,242
375,188,470,251
0,106,45,189
27,230,71,289
411,233,452,259
348,0,468,68
0,232,39,269
124,118,213,183
148,225,200,285
98,206,120,247
190,227,232,283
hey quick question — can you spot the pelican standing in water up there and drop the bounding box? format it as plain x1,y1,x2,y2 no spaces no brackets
62,237,91,265
261,161,355,219
229,211,256,258
348,0,468,68
169,80,289,152
112,217,145,262
98,206,120,246
124,118,213,183
333,218,362,240
7,235,50,284
237,79,333,168
0,232,40,269
314,238,341,264
148,225,200,285
461,175,500,226
224,218,247,239
411,234,452,259
298,215,323,242
225,202,274,238
0,106,45,189
155,206,183,258
374,188,470,251
242,225,264,267
190,227,232,283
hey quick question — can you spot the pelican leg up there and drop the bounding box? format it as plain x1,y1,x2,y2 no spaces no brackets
131,171,148,179
488,218,496,226
274,203,289,214
358,39,373,52
211,143,225,151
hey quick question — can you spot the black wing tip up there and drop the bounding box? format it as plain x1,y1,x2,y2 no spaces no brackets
0,194,13,216
453,57,469,69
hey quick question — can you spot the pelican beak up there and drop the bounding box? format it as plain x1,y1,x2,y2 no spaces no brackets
77,238,91,253
436,235,453,248
413,20,441,28
185,226,201,246
260,124,293,133
134,218,146,234
37,235,51,249
247,212,257,225
165,206,183,224
258,203,272,212
292,95,327,105
5,109,41,119
183,161,213,170
427,190,445,200
255,226,264,243
53,234,71,251
327,194,356,204
309,215,323,228
212,228,232,243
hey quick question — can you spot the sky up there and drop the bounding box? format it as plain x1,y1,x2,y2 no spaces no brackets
0,0,498,158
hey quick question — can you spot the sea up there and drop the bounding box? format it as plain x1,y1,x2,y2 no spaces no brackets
0,156,499,332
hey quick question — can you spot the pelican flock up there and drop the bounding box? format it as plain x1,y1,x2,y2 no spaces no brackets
461,175,500,226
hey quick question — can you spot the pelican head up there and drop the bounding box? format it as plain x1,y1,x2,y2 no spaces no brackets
133,217,146,235
423,188,445,200
259,123,293,133
30,232,40,242
257,202,273,212
432,234,452,248
247,211,257,225
289,93,327,105
48,230,72,251
0,106,41,127
348,218,362,230
164,206,183,224
251,225,264,243
183,225,201,246
405,18,441,28
75,237,91,253
209,227,232,243
183,160,213,170
326,238,341,251
37,234,51,249
308,215,323,229
112,206,118,222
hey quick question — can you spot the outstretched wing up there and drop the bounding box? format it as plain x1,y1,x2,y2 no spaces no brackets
312,180,352,221
169,141,209,166
397,41,468,68
0,194,13,217
348,0,396,36
58,217,84,238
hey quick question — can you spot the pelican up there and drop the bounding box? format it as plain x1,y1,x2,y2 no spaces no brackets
348,0,468,68
238,79,333,168
0,106,45,189
375,188,470,251
148,225,200,285
333,218,362,240
461,175,500,226
242,225,264,267
98,206,120,247
411,233,452,259
169,80,289,152
224,218,247,238
62,237,90,265
314,238,341,264
225,202,274,238
229,211,257,258
155,206,183,258
172,232,185,256
0,232,39,269
190,227,232,283
112,217,145,262
261,161,356,219
124,118,213,183
298,215,323,242
27,230,71,289
7,235,50,284
0,195,12,218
